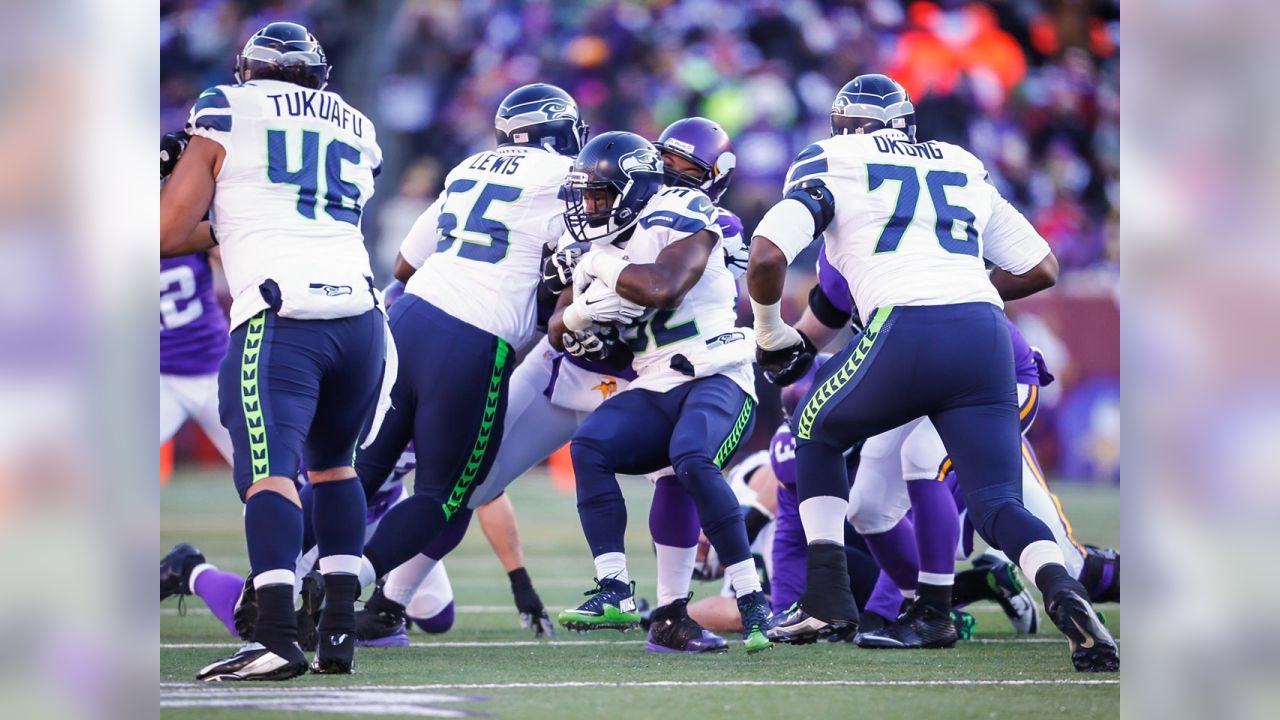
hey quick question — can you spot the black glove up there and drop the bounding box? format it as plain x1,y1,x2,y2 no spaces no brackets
160,130,191,179
757,329,817,386
562,323,622,362
509,568,554,638
541,245,584,293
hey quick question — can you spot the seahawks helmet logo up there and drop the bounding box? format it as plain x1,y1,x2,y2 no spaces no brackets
538,100,577,121
619,148,661,177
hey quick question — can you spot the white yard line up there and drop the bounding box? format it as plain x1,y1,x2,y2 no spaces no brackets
162,637,1115,649
161,679,1118,691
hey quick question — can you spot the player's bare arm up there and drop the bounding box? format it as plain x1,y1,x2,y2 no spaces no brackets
612,228,717,309
160,136,224,257
990,252,1059,301
547,286,575,351
393,253,417,283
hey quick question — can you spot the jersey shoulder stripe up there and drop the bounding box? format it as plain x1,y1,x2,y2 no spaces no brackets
188,86,234,133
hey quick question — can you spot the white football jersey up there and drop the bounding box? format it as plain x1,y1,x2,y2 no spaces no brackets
186,80,382,329
595,186,755,398
404,146,572,347
784,129,1049,326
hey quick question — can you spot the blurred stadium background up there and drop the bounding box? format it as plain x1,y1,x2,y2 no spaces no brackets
160,0,1119,484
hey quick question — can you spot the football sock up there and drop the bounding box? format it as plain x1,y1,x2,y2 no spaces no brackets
915,578,953,614
1033,562,1085,602
952,566,1002,606
863,571,906,623
672,453,752,566
654,544,697,606
188,564,245,638
725,558,762,597
1019,539,1069,595
795,438,852,502
649,476,699,547
317,573,359,635
311,478,366,559
252,582,298,650
907,479,959,579
593,552,629,585
384,553,436,607
861,519,919,591
802,542,859,621
798,496,848,545
570,440,629,557
244,491,303,580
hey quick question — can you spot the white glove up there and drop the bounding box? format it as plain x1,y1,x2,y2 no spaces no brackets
750,297,803,351
563,282,645,331
572,250,631,294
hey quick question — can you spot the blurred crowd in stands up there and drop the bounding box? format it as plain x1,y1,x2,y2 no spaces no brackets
162,0,1119,277
161,0,1121,480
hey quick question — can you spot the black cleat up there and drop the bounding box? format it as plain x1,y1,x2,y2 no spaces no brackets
855,600,959,649
1048,589,1119,672
160,543,204,602
767,544,858,644
296,571,325,652
766,601,857,645
312,631,356,674
973,552,1039,634
233,577,258,641
636,597,654,630
355,582,409,647
644,595,728,654
197,642,307,682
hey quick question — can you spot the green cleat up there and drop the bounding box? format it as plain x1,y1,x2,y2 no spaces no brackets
737,590,774,654
951,609,976,640
557,577,640,632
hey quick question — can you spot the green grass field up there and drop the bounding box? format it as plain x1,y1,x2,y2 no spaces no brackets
161,467,1120,719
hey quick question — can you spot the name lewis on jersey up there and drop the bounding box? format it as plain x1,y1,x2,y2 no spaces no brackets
874,136,943,160
266,90,365,138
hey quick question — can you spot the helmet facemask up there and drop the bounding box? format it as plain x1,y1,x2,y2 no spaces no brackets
564,174,632,244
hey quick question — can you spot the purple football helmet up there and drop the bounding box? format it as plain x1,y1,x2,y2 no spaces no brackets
654,117,736,203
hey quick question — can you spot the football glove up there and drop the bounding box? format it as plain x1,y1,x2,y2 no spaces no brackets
757,329,817,386
562,323,620,362
160,130,190,179
563,282,645,330
510,568,555,638
541,245,585,293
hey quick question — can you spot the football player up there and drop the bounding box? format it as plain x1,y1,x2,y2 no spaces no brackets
549,131,772,653
748,74,1117,671
351,84,597,624
161,22,387,680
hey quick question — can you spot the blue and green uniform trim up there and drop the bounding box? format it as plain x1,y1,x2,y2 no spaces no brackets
441,338,512,520
714,396,755,468
796,306,894,440
240,311,270,482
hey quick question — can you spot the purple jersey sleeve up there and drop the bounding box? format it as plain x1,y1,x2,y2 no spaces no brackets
1005,316,1054,386
160,254,229,376
769,423,797,489
816,246,853,315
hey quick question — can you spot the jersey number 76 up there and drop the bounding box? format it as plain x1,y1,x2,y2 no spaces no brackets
867,164,978,257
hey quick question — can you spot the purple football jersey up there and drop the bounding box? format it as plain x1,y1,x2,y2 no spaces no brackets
769,423,797,489
161,254,229,376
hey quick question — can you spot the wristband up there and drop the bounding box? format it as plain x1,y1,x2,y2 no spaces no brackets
584,251,630,288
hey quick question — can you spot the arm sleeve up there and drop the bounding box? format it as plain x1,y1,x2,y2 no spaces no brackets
983,190,1051,275
399,197,444,269
185,86,234,147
